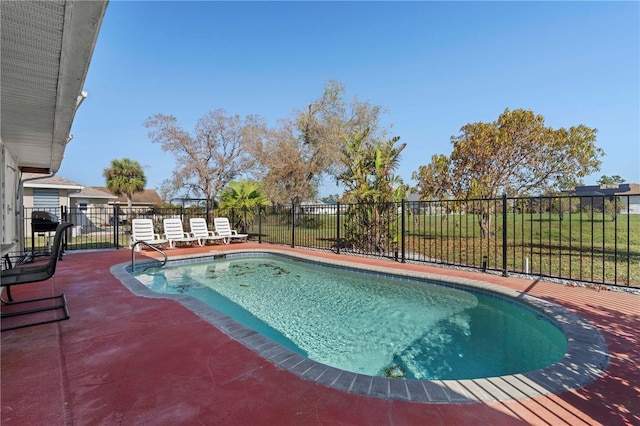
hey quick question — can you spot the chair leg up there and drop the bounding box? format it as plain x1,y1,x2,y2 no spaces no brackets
1,294,70,332
1,286,14,303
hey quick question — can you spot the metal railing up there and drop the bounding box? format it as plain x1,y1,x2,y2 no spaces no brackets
131,241,167,272
20,193,639,288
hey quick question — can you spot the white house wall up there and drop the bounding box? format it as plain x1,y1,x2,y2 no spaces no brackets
1,141,22,249
628,195,640,214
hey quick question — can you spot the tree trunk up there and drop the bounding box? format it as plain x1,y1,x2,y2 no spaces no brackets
478,211,492,239
126,195,133,226
291,196,302,227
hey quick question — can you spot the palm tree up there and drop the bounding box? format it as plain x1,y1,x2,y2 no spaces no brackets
219,180,269,232
103,158,147,215
338,129,407,252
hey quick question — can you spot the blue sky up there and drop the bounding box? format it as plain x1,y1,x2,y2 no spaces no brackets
59,1,640,197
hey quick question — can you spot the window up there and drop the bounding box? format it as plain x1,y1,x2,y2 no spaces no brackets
33,189,59,209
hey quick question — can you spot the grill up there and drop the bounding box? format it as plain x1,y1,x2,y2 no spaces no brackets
32,211,59,233
31,211,59,256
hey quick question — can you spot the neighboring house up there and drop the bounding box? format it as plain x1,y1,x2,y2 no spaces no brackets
22,173,84,213
22,173,116,234
400,191,446,215
70,186,119,230
301,200,337,214
573,183,640,214
91,187,163,210
22,175,164,235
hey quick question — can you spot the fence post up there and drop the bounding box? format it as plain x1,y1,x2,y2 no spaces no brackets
336,202,341,255
258,206,262,244
502,193,508,277
61,205,67,252
401,199,406,263
291,205,295,248
113,204,119,249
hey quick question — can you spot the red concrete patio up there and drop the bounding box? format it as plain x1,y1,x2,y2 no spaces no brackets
1,243,638,425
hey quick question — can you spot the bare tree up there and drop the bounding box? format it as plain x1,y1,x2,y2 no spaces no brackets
248,80,384,208
250,122,320,206
144,110,264,203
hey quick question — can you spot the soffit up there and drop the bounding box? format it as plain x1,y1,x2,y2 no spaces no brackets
1,0,108,174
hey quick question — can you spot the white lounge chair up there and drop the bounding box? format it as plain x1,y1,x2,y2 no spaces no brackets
189,218,226,245
131,219,168,251
213,217,248,244
163,218,198,248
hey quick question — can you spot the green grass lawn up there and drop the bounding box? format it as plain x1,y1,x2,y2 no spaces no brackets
25,212,638,287
252,212,640,287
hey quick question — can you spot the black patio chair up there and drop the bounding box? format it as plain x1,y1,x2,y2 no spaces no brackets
1,222,73,331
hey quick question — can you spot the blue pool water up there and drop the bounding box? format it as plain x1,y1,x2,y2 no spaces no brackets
133,254,567,380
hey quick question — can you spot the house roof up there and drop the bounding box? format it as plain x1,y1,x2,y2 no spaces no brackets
574,183,640,196
21,173,84,190
20,173,161,203
21,173,115,199
615,183,640,196
70,187,117,200
1,1,108,174
91,187,163,205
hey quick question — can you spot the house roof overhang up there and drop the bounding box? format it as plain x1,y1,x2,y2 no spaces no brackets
25,183,84,190
1,0,108,174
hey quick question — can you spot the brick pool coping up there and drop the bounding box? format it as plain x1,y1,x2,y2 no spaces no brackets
112,248,609,403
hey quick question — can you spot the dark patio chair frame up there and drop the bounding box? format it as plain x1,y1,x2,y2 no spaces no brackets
1,222,73,331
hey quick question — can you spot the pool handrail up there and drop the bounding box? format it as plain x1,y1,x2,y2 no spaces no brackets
131,241,167,271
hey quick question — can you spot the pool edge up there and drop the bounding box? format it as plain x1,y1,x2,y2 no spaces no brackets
110,248,609,404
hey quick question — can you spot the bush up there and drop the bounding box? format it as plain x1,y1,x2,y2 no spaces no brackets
604,198,624,222
300,214,322,229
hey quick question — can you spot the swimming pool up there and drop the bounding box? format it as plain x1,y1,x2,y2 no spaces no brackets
133,254,566,380
113,249,608,403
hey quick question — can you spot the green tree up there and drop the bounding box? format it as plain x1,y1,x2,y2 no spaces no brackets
412,108,604,237
103,158,147,212
549,195,582,221
338,127,407,252
603,197,624,221
340,128,407,203
321,194,340,203
582,204,594,221
597,175,625,185
219,180,269,232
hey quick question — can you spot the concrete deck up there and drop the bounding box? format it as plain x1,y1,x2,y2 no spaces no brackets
1,243,638,425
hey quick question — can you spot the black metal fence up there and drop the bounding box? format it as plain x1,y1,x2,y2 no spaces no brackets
21,194,639,288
